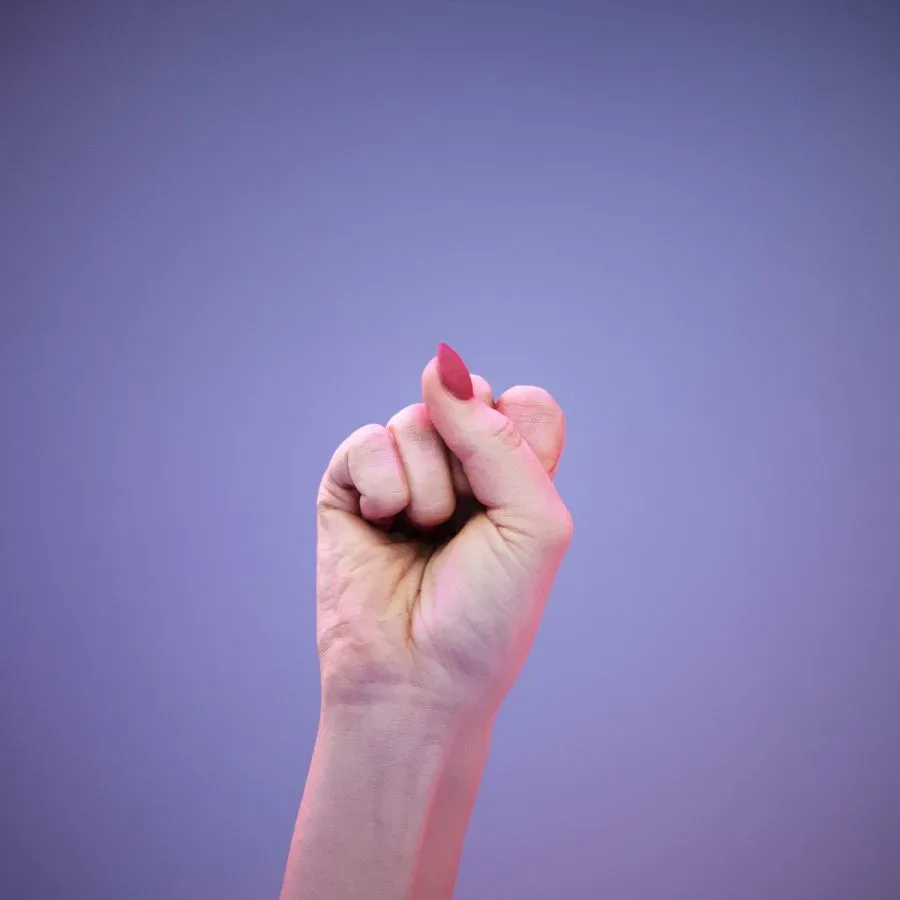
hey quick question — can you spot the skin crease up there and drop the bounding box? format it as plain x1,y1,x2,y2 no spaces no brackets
280,345,573,900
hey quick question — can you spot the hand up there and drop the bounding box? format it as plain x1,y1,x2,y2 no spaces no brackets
315,343,574,719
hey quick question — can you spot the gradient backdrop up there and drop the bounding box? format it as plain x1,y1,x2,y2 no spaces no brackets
2,2,899,898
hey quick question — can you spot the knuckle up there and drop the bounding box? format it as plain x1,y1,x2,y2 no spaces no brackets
387,404,431,443
317,424,406,515
386,403,423,432
498,385,561,419
348,425,392,467
351,422,389,448
489,415,524,452
497,389,564,444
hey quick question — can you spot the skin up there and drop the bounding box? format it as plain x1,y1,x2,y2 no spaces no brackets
280,346,573,900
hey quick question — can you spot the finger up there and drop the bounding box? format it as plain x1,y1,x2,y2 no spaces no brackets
449,374,493,495
450,379,565,491
494,385,566,479
317,423,409,522
422,344,572,545
387,403,455,528
389,377,565,511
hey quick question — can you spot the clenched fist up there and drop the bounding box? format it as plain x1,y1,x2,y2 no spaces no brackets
314,343,574,719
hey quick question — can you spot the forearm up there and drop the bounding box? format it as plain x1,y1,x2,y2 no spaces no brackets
279,700,492,900
411,717,493,899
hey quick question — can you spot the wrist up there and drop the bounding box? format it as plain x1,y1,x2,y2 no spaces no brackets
318,690,494,761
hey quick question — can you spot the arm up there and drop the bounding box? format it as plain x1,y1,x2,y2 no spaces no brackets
279,700,492,900
411,717,493,898
283,344,572,898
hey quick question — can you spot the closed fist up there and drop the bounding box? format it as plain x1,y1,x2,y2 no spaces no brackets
315,344,573,720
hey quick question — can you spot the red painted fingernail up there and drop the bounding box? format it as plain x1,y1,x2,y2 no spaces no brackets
436,342,474,400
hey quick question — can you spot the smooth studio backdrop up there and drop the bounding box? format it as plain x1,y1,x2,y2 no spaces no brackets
2,2,899,898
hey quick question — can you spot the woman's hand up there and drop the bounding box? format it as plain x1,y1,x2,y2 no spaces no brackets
281,345,573,900
315,343,574,720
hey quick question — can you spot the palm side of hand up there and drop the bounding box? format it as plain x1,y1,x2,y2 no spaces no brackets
315,349,572,714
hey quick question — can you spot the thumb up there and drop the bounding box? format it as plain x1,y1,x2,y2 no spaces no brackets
422,343,573,544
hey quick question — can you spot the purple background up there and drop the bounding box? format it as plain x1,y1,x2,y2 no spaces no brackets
2,2,899,898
